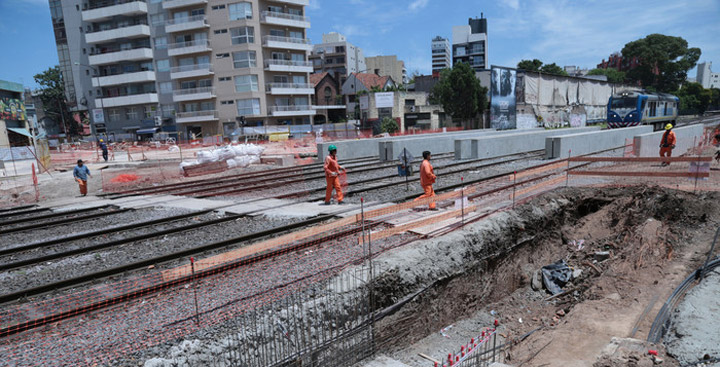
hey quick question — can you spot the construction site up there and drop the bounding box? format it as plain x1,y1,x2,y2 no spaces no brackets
2,118,720,367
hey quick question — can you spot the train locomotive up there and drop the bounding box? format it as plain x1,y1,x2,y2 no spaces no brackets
607,91,679,130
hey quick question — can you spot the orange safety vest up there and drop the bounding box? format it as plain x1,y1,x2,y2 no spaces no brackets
420,159,436,187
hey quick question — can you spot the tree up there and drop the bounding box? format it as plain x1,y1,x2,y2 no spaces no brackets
674,82,712,115
34,66,78,136
432,62,488,128
517,59,543,72
380,117,399,134
587,68,627,83
539,63,568,76
621,34,701,92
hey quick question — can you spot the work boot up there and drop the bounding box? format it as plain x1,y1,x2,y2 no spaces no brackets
338,201,346,205
321,201,331,206
429,207,439,211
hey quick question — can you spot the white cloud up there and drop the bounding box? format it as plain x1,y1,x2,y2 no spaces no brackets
500,0,519,10
332,24,365,38
13,0,47,5
308,0,320,10
409,0,429,11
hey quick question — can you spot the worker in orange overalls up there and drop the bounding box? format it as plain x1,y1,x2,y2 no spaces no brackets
323,145,346,205
414,150,438,210
659,123,677,167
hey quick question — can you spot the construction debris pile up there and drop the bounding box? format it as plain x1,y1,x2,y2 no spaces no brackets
179,144,264,174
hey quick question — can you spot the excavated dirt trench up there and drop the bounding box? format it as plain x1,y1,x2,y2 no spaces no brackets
368,186,720,367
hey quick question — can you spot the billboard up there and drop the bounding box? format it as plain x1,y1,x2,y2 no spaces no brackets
490,66,516,130
0,98,26,121
92,108,105,124
359,95,369,110
374,92,394,108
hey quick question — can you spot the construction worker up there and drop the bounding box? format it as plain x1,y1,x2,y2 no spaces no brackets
73,159,91,196
323,145,346,205
99,139,108,162
414,150,438,210
659,123,677,166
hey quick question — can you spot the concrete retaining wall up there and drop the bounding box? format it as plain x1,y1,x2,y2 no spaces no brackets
545,126,653,159
317,129,492,162
632,124,705,157
454,127,600,160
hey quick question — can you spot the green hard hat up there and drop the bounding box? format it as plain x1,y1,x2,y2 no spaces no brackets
328,144,337,152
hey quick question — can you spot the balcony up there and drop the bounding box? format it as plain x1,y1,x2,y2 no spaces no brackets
167,39,211,56
175,110,219,124
88,47,153,65
82,1,147,22
170,64,214,79
266,83,314,95
92,71,156,87
260,11,310,28
162,0,207,9
268,0,309,5
165,15,209,33
173,87,216,102
262,35,313,52
97,93,158,107
264,59,313,73
85,24,151,44
269,105,316,117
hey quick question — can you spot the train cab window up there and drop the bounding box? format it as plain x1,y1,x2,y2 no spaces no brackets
663,102,668,115
611,97,637,110
649,102,657,117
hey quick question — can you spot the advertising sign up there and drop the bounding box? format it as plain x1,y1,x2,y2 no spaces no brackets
490,66,517,130
374,92,394,109
359,95,369,110
0,98,26,121
92,108,105,124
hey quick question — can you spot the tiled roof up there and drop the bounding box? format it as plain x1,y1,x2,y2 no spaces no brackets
354,73,392,89
310,72,329,87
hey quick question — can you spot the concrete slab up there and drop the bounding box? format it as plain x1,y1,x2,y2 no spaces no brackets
258,200,360,219
545,126,653,159
219,198,291,216
109,195,185,209
157,197,236,211
359,355,413,367
333,201,395,218
633,124,705,157
38,197,116,211
455,127,600,160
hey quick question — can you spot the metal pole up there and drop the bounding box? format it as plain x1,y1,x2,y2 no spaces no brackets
190,257,200,325
404,149,409,191
512,171,517,208
693,136,700,193
57,98,68,141
461,176,465,226
361,197,366,258
565,149,571,187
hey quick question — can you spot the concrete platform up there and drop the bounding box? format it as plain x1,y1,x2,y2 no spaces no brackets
633,124,705,157
455,127,600,160
257,200,361,219
545,125,653,159
219,198,291,216
359,355,413,367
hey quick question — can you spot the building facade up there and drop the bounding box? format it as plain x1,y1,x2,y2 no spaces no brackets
365,55,407,85
697,62,720,89
452,16,488,72
50,0,315,140
1,80,31,153
308,32,366,86
431,36,450,73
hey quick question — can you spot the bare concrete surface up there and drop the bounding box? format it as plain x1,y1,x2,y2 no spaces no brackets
664,270,720,366
358,355,413,366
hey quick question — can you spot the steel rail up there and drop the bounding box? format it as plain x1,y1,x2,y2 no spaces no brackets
0,204,36,214
0,205,111,227
0,208,132,235
0,207,51,220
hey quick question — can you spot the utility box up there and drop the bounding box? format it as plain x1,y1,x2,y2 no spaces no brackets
397,164,413,177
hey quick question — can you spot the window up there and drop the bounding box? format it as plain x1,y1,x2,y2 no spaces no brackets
154,37,167,49
214,29,228,34
150,14,165,26
292,75,306,84
268,5,282,12
234,75,258,92
219,77,232,81
212,4,226,10
157,59,170,72
216,53,230,58
126,107,138,120
144,105,156,118
232,51,256,68
237,98,260,115
109,109,121,122
294,96,308,106
291,54,305,62
229,2,252,20
270,29,285,37
159,82,173,94
289,31,303,39
221,100,234,105
230,26,254,44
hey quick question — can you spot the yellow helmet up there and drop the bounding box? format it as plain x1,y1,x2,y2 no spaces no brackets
665,124,673,130
99,139,104,142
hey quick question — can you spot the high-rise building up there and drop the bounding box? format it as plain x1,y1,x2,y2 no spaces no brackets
697,62,720,89
365,55,407,84
308,32,366,86
431,36,450,73
452,15,488,72
50,0,315,139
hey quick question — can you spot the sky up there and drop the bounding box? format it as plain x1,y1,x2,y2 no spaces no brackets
1,0,719,89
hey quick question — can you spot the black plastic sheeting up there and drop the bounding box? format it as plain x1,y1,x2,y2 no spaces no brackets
541,260,572,295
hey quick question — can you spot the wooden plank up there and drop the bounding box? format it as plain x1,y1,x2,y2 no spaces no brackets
514,175,567,197
568,170,710,178
513,161,567,180
568,156,712,163
360,205,479,243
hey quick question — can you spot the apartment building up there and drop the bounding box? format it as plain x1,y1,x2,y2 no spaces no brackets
452,15,488,72
431,36,450,73
308,32,366,85
51,0,314,140
365,55,407,85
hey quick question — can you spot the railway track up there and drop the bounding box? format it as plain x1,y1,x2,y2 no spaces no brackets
0,205,130,235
